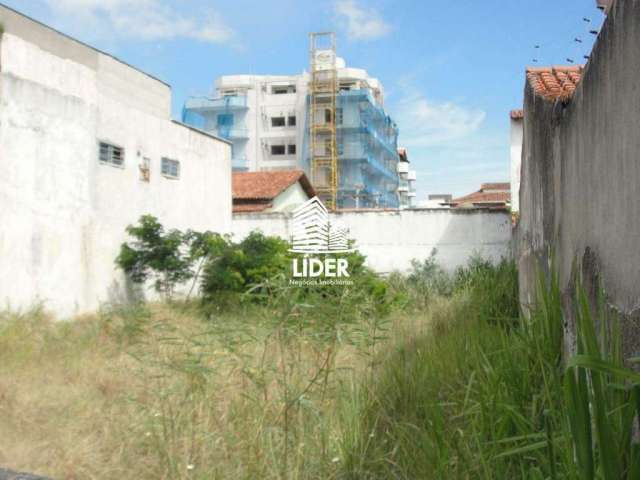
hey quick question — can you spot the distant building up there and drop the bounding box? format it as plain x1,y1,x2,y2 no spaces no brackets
418,194,452,209
232,170,315,213
397,148,417,208
452,183,510,209
182,54,401,209
0,5,232,317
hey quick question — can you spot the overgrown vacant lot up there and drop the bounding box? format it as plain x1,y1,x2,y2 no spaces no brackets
2,255,639,479
0,297,430,479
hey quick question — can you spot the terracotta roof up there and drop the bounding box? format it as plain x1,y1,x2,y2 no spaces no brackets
527,66,583,101
480,182,510,191
510,109,524,120
232,170,315,200
397,147,408,162
452,183,510,209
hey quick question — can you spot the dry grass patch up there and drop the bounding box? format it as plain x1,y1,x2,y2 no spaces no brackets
0,302,429,479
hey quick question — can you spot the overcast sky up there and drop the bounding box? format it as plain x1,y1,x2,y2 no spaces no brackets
2,0,605,199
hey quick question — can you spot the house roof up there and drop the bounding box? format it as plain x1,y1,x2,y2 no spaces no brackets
232,170,315,201
233,202,273,213
526,66,583,101
398,147,409,162
452,183,510,209
510,109,524,120
480,182,510,191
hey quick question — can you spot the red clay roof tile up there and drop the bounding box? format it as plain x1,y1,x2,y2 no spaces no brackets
510,109,524,120
232,170,315,201
452,183,511,209
526,65,584,101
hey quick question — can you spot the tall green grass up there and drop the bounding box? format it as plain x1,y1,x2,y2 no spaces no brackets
340,261,640,479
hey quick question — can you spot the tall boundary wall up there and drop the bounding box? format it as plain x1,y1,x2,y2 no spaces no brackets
516,0,640,357
233,209,512,273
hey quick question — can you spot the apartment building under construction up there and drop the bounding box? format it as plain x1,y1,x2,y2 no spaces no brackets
182,33,408,209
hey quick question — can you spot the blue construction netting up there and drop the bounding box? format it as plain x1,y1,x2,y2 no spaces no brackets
320,89,399,209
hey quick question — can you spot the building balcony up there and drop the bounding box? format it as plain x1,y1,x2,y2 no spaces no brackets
397,162,409,174
215,127,249,140
407,170,417,181
407,191,416,197
184,95,248,112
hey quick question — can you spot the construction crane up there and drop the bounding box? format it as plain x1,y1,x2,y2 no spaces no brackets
308,32,339,210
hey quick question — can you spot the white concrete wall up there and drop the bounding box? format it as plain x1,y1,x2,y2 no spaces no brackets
232,209,512,273
0,22,232,317
510,117,523,213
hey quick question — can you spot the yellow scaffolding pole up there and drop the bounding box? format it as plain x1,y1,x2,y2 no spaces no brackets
309,32,338,210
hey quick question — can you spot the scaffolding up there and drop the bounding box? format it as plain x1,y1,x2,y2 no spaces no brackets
309,32,339,210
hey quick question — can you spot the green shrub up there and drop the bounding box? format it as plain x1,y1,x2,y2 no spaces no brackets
200,231,290,300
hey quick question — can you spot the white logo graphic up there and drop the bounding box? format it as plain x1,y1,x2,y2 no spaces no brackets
289,197,355,254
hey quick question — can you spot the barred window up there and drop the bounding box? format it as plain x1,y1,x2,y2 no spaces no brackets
161,157,180,179
99,142,124,167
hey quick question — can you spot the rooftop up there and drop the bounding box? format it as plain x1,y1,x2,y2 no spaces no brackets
526,66,584,101
452,183,510,209
232,170,316,213
510,109,524,120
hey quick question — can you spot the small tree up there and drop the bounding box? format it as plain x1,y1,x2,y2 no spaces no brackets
116,215,192,298
183,229,230,299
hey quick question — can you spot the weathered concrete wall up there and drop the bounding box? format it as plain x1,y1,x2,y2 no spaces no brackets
0,7,232,317
516,0,640,356
233,209,512,273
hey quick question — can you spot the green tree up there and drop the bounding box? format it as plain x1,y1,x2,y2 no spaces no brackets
116,215,192,298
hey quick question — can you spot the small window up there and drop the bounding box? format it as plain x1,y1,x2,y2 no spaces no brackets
272,85,296,94
161,157,180,179
287,115,296,127
271,116,286,127
336,108,343,125
99,142,124,167
288,144,296,155
271,145,286,155
324,109,332,124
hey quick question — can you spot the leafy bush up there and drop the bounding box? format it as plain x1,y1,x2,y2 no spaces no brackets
116,215,227,298
200,231,290,299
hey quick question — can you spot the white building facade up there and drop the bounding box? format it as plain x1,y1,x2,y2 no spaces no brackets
0,5,232,317
183,58,414,209
397,148,417,208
